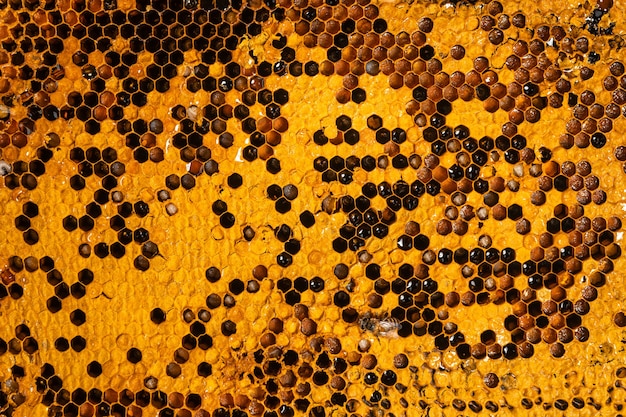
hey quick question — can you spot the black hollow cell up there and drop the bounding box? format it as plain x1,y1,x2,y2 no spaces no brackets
453,248,469,264
376,128,390,144
504,149,519,164
439,126,453,140
413,234,429,250
523,83,539,96
476,84,490,101
351,87,367,103
591,132,606,148
327,46,341,62
510,262,522,278
300,210,315,227
430,113,446,128
333,290,350,307
413,86,427,102
371,18,387,33
304,61,319,76
438,249,453,264
472,150,488,166
510,135,526,150
436,100,452,115
420,45,435,60
432,138,447,154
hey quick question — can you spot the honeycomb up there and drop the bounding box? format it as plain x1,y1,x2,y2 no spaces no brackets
1,0,626,414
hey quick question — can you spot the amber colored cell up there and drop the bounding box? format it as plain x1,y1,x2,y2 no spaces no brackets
265,130,282,146
515,95,531,111
456,84,473,101
294,21,309,35
303,34,317,47
465,70,481,87
357,18,372,34
380,59,395,76
0,78,10,94
317,32,332,48
12,133,27,148
326,20,341,35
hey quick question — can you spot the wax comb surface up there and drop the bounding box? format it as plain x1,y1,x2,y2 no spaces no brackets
0,0,626,416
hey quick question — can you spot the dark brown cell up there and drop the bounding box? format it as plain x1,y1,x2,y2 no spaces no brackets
480,97,497,113
592,215,607,231
294,303,309,320
471,343,486,359
320,60,335,76
568,230,583,246
484,373,499,388
584,175,599,190
613,311,626,327
598,117,612,132
300,318,317,336
576,160,592,176
576,189,591,205
461,291,475,306
472,57,489,74
451,220,467,236
367,293,382,308
581,118,597,134
335,60,350,76
361,354,377,369
529,39,545,55
393,353,409,369
572,105,588,120
551,286,566,302
445,291,460,307
480,15,495,31
609,61,624,76
518,149,533,164
614,145,626,161
538,176,552,191
486,343,501,359
502,56,520,73
418,17,433,32
574,132,589,148
525,107,540,123
593,190,606,204
515,218,531,234
513,40,529,57
268,318,283,334
580,66,594,80
497,13,510,29
613,88,626,105
520,54,537,70
604,75,618,91
576,217,592,233
388,73,403,89
436,219,452,235
487,0,503,15
608,216,622,231
561,161,576,176
555,78,571,93
581,286,597,301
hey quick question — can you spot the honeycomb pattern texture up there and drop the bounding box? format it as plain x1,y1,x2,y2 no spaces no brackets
1,0,626,415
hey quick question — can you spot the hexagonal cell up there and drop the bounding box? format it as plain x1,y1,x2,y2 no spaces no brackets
70,309,86,326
